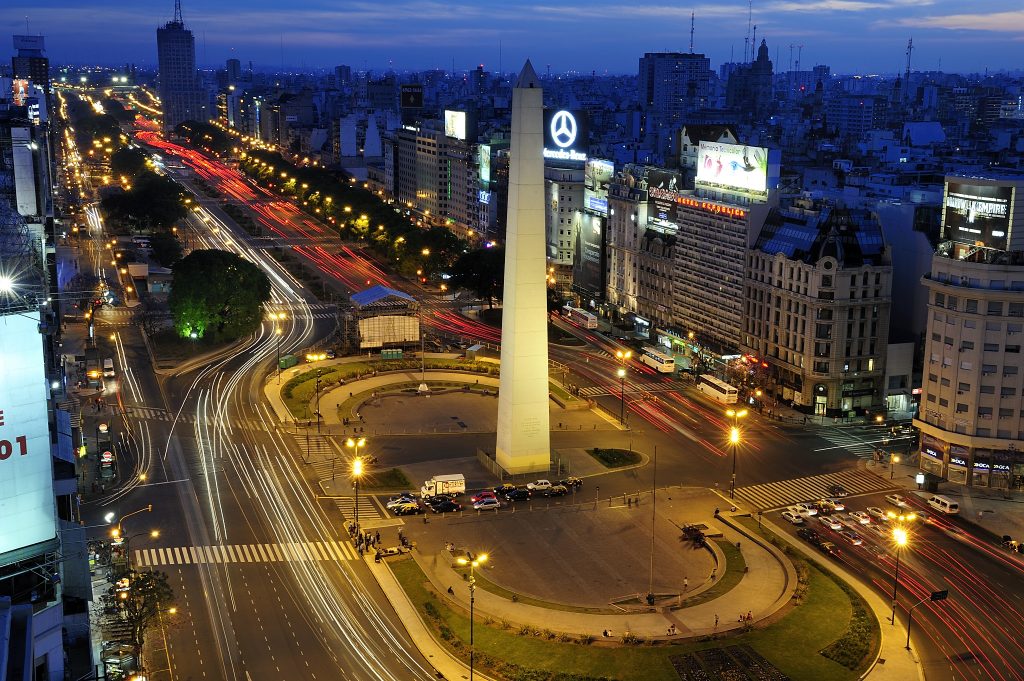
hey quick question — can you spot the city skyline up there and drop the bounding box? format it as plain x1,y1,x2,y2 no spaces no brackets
1,0,1023,75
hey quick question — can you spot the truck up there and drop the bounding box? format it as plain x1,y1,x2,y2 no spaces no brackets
420,474,466,499
278,354,299,370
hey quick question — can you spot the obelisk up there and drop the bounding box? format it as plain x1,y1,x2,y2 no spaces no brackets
495,60,550,475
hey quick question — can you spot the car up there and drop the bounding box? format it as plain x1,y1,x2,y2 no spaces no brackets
795,502,819,517
430,500,462,513
891,424,916,437
817,515,842,530
827,484,849,498
425,494,457,507
786,505,813,519
849,511,872,525
819,541,841,557
780,510,805,525
473,497,501,510
559,476,583,490
325,349,336,359
391,501,422,515
885,493,909,508
386,494,417,509
526,479,552,492
471,490,497,504
546,484,569,497
504,488,531,502
825,498,846,511
797,527,822,545
838,529,864,545
492,483,517,496
866,506,889,521
815,500,838,514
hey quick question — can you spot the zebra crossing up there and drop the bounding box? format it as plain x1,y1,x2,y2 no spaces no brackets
134,539,359,567
734,468,897,512
125,406,269,431
812,428,905,458
578,379,691,397
331,496,390,525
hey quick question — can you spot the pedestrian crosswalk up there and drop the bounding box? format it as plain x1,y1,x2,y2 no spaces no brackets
579,379,691,397
813,428,902,458
331,496,388,524
134,539,359,567
734,468,896,512
125,406,269,431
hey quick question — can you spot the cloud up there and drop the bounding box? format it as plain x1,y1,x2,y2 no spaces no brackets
889,9,1024,32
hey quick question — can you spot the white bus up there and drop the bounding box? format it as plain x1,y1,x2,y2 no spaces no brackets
564,306,599,329
641,346,675,373
698,375,739,404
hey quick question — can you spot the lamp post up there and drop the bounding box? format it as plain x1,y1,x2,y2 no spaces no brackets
891,453,900,480
315,368,322,434
347,437,366,530
617,368,627,424
890,526,908,624
906,589,948,650
110,505,153,576
456,552,488,681
726,408,748,499
270,312,285,383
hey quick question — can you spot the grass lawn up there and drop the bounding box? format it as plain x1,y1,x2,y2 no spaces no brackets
391,551,864,681
587,448,642,468
360,467,410,490
452,566,611,615
148,329,232,365
548,381,579,404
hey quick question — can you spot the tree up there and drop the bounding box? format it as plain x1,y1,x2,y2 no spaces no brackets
110,146,148,181
449,247,504,308
149,230,183,268
102,171,188,230
169,249,271,341
100,569,174,670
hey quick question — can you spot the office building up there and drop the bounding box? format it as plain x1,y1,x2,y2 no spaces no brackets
915,175,1024,490
638,52,712,127
742,200,892,415
11,35,50,94
156,2,207,132
725,39,773,119
225,58,241,85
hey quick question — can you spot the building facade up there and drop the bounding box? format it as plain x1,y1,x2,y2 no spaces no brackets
156,8,207,132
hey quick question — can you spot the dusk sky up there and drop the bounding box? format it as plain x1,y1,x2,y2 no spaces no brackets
2,1,1023,75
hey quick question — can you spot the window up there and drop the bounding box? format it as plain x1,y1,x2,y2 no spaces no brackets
947,296,958,311
821,275,833,287
985,343,1000,352
1008,345,1021,354
958,382,971,391
988,301,1004,316
983,364,997,375
981,385,996,394
978,406,993,418
815,323,832,339
939,398,949,407
814,361,830,373
1000,408,1014,418
956,403,968,413
935,292,945,307
986,321,1002,331
1010,303,1024,317
941,377,951,387
966,299,979,313
1002,387,1017,397
928,373,938,383
965,319,977,329
962,340,975,350
1005,367,1019,376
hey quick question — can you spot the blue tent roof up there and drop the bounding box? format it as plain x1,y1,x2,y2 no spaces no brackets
350,285,416,307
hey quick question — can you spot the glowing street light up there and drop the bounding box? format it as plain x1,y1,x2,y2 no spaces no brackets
347,439,367,530
890,526,909,625
456,552,489,681
726,408,748,498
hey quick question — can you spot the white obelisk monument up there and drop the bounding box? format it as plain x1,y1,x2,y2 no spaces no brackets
495,60,551,475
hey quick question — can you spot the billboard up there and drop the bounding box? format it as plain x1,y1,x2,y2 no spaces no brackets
543,109,588,164
584,159,613,215
12,79,30,107
0,311,55,555
696,141,769,195
573,213,605,295
943,181,1014,251
400,84,423,109
479,144,492,185
444,110,467,141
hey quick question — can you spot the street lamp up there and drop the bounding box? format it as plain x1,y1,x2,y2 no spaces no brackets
269,312,286,383
347,438,366,530
891,454,900,480
726,409,748,499
315,368,323,433
456,552,489,681
890,526,908,625
617,368,627,424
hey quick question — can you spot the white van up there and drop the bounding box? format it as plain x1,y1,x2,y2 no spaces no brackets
102,358,115,378
927,495,959,514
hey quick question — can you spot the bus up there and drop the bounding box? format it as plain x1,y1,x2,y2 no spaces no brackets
698,375,739,404
640,346,675,373
563,306,599,329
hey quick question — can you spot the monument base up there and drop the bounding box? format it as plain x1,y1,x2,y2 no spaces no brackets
494,450,551,476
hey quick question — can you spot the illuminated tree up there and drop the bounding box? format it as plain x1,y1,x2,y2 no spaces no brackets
169,249,271,340
100,569,174,670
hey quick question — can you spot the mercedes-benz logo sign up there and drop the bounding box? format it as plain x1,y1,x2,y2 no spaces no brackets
550,111,577,149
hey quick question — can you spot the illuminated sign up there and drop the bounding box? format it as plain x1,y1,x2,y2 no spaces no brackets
478,190,491,204
0,312,56,555
675,195,748,219
943,181,1014,251
950,456,967,467
478,144,491,185
444,110,467,141
543,110,588,164
573,213,605,295
400,84,423,109
922,446,942,460
584,159,613,216
12,79,30,107
696,141,770,195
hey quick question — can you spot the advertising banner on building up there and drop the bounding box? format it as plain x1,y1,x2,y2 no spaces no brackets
444,110,467,141
543,109,588,165
584,159,613,215
0,312,55,555
478,144,492,185
696,141,769,195
573,213,604,295
943,181,1014,251
400,84,423,109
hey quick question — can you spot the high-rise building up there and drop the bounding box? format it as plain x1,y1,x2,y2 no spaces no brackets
156,2,207,132
725,39,774,119
11,35,50,93
638,52,711,127
335,64,352,86
225,57,241,85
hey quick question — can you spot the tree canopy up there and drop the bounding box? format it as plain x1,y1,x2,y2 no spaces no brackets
100,569,174,670
110,146,149,181
149,229,183,268
449,246,504,307
101,171,188,230
169,249,272,340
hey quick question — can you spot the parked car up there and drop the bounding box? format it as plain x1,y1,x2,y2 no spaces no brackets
425,494,457,507
471,490,497,504
866,506,889,521
885,493,909,508
891,424,916,437
391,501,422,516
780,510,805,525
848,511,872,525
493,484,517,496
504,488,531,502
546,484,569,497
817,515,842,530
386,494,417,509
560,476,583,490
838,529,864,546
827,484,849,498
473,497,501,510
430,500,462,513
797,527,822,545
526,479,552,492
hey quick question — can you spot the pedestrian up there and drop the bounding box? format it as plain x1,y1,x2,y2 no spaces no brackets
447,586,455,596
714,614,719,628
746,611,752,622
711,568,716,582
684,577,689,591
375,530,380,545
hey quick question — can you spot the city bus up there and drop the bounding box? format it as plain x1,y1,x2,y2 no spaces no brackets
563,306,599,329
698,375,739,404
640,346,675,373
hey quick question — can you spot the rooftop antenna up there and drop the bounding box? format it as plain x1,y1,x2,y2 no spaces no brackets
745,0,752,62
689,12,695,53
752,25,757,61
903,37,914,104
173,0,182,23
499,39,502,78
